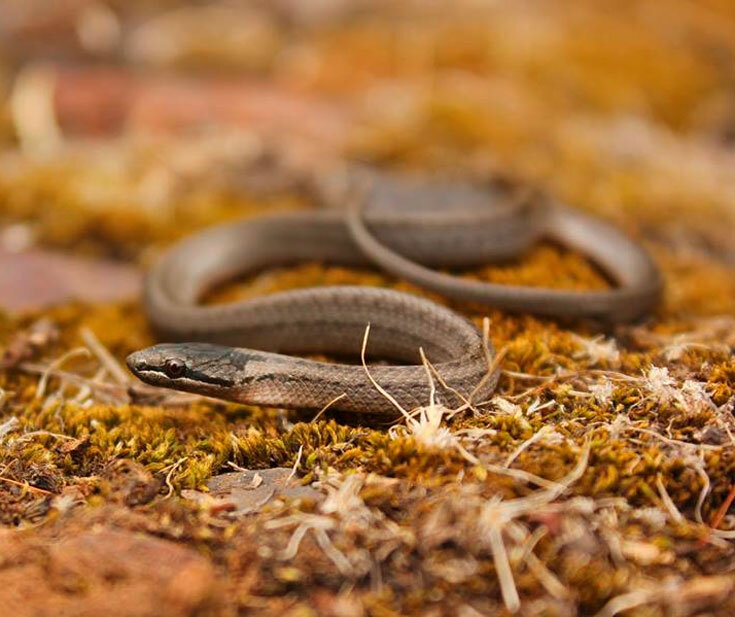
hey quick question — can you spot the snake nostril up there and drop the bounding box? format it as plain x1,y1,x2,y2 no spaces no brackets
135,359,146,372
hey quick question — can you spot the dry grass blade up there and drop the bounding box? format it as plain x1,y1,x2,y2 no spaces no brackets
286,445,304,484
360,324,411,419
22,362,128,405
656,475,684,523
311,393,347,422
35,347,91,399
80,327,131,386
161,457,187,498
488,525,520,613
504,426,555,468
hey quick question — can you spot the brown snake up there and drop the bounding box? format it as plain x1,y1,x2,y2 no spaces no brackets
127,172,661,414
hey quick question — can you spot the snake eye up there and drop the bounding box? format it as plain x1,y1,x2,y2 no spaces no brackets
163,358,186,378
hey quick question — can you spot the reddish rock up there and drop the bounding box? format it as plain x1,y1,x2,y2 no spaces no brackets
51,67,351,146
0,248,141,313
0,528,220,617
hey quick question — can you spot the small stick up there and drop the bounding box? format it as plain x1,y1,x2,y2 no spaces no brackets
710,484,735,530
0,475,54,496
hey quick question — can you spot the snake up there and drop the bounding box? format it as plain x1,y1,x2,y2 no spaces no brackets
126,172,661,414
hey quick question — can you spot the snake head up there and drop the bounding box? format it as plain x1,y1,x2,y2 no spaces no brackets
127,343,239,397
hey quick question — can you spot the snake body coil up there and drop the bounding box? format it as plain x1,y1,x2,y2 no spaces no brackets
127,173,661,414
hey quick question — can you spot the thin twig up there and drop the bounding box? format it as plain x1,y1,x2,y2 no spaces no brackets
0,475,54,496
710,484,735,530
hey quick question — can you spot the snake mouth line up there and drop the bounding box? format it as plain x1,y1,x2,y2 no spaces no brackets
135,368,235,388
128,359,236,389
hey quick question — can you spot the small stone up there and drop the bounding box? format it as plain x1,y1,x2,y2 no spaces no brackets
183,467,321,516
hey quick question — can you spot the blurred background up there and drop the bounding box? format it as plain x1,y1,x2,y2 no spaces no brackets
1,1,734,258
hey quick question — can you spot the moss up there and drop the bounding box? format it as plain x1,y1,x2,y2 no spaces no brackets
1,1,735,614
